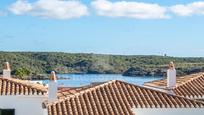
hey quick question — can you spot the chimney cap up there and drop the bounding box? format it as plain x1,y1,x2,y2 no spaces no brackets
168,61,175,70
50,71,57,81
3,62,10,70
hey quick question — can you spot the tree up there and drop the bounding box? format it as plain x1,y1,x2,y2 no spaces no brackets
15,68,31,79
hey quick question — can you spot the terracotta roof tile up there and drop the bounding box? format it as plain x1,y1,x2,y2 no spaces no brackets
46,80,204,115
57,82,105,99
0,77,47,95
144,72,204,98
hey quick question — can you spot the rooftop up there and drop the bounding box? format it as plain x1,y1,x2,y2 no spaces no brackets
0,76,103,97
45,80,204,115
0,77,47,95
1,75,204,115
144,72,204,98
57,82,105,99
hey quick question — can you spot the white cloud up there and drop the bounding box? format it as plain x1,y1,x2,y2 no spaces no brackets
9,0,89,20
170,1,204,16
9,0,32,15
91,0,168,19
7,0,204,20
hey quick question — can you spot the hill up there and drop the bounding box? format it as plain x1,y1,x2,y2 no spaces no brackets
0,52,204,79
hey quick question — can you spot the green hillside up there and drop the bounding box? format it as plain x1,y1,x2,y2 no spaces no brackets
0,52,204,79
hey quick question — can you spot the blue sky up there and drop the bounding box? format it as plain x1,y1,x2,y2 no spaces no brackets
0,0,204,57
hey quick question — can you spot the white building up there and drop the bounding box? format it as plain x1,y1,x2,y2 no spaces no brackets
0,62,48,115
1,62,204,115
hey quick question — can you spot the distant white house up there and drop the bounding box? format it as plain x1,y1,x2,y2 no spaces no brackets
0,62,204,115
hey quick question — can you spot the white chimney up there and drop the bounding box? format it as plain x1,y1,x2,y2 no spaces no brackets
48,71,58,103
3,62,11,78
167,61,176,89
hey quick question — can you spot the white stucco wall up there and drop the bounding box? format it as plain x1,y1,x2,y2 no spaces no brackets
0,95,48,115
132,108,204,115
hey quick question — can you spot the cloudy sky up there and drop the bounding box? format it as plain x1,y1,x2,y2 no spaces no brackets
0,0,204,57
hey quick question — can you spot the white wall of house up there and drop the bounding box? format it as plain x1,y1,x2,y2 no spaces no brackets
0,95,48,115
132,108,204,115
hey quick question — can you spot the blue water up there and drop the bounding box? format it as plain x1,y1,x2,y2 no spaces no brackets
43,74,162,87
42,74,163,87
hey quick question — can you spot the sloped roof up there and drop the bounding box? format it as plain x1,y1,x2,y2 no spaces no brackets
0,77,47,95
144,72,204,98
0,77,103,97
45,80,204,115
57,87,90,99
57,82,106,99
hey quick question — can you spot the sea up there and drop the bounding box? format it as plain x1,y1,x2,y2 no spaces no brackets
42,74,163,87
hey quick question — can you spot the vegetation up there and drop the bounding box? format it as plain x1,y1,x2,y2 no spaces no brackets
0,51,204,79
15,68,31,79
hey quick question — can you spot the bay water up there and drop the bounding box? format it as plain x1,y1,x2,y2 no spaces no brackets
42,74,163,87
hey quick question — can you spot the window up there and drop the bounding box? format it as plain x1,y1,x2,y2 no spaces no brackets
0,109,15,115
